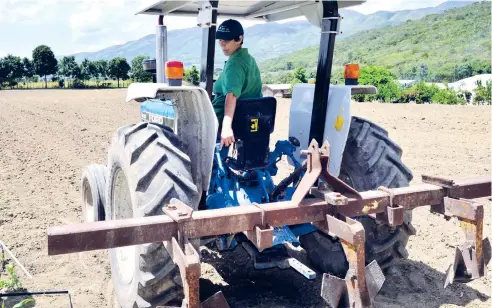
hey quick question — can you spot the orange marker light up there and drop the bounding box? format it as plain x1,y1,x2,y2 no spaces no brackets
166,61,184,80
344,63,360,79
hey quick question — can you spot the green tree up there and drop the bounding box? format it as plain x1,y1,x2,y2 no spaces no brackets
293,66,307,83
473,80,492,105
22,57,35,81
0,58,8,88
432,88,466,105
94,60,108,80
2,55,24,88
184,65,200,86
355,66,402,102
130,55,153,82
413,81,439,104
108,57,130,87
32,45,58,88
420,63,428,81
80,58,97,83
58,56,81,87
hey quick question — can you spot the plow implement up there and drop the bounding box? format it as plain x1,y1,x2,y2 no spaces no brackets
47,141,491,308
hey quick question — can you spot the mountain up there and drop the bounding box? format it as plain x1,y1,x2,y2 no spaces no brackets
259,1,491,83
70,1,473,66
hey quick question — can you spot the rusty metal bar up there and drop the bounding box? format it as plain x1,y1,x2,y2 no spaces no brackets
291,140,322,205
48,215,177,255
47,177,491,256
449,176,491,199
169,237,201,308
182,205,262,238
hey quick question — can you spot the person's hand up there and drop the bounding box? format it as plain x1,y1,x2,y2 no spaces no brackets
220,124,235,149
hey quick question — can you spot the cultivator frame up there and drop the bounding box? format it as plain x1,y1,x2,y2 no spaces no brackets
47,140,491,308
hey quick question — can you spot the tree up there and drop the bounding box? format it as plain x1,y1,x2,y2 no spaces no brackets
419,63,428,82
22,58,35,81
58,56,81,87
32,45,58,88
108,57,130,87
2,55,24,88
473,80,492,105
184,65,200,86
94,60,108,80
293,66,307,83
130,55,153,82
79,58,94,83
355,66,402,102
0,58,8,88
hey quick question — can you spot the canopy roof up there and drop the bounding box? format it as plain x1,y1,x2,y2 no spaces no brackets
136,1,365,27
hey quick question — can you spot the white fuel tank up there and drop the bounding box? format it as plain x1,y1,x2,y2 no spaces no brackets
288,84,352,177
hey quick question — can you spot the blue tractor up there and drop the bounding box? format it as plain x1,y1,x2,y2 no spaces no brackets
78,1,417,307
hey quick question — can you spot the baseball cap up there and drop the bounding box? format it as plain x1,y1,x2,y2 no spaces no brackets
216,19,244,41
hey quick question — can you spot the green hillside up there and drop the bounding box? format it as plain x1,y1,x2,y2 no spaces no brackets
259,1,491,83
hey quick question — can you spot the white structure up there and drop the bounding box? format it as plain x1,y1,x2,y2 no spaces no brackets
262,84,292,97
398,80,416,88
448,74,492,93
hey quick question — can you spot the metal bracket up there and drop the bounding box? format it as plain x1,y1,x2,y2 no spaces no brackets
291,139,322,205
375,186,405,228
314,214,384,307
321,16,343,35
294,140,360,206
241,241,316,280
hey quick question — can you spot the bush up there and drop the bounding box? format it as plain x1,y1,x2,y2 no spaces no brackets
353,66,402,102
473,80,491,105
414,82,440,104
432,88,466,105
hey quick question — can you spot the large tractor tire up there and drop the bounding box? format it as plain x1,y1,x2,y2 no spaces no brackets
299,116,416,277
105,122,200,308
81,164,107,222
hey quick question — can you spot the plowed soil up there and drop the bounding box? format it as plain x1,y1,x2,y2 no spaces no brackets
0,89,490,308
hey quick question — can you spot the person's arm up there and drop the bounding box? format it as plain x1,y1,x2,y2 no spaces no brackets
220,62,244,149
220,92,237,148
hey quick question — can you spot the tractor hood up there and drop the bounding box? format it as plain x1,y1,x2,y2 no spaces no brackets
136,1,366,28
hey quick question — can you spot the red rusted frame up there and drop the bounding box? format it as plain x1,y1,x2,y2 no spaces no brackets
47,176,491,256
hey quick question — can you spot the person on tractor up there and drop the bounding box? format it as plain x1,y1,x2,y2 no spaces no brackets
212,19,263,150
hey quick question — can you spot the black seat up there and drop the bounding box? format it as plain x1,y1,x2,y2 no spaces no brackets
231,96,277,170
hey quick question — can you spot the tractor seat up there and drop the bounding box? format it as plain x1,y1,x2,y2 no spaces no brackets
231,96,277,170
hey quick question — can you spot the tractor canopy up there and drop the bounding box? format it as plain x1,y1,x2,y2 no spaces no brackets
136,0,366,28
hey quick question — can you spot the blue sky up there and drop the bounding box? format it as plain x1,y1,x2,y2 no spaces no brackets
0,0,460,59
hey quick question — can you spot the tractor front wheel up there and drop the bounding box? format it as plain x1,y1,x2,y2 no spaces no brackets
299,116,416,277
105,122,200,308
81,164,107,222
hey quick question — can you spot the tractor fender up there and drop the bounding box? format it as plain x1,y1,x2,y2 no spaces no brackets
126,83,218,193
288,84,352,177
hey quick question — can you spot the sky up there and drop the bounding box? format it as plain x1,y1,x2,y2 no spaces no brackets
0,0,472,59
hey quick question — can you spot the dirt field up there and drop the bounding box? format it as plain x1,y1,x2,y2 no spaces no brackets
0,89,490,308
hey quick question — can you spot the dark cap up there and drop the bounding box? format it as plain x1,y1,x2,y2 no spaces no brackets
216,19,244,41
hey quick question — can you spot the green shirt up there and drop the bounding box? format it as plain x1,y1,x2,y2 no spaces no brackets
212,48,262,126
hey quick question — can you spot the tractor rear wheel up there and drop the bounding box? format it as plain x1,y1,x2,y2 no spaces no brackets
299,116,416,277
105,122,200,308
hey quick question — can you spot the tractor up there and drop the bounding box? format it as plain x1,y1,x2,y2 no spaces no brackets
51,1,491,308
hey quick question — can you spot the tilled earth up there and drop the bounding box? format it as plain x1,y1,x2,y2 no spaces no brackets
0,89,490,308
